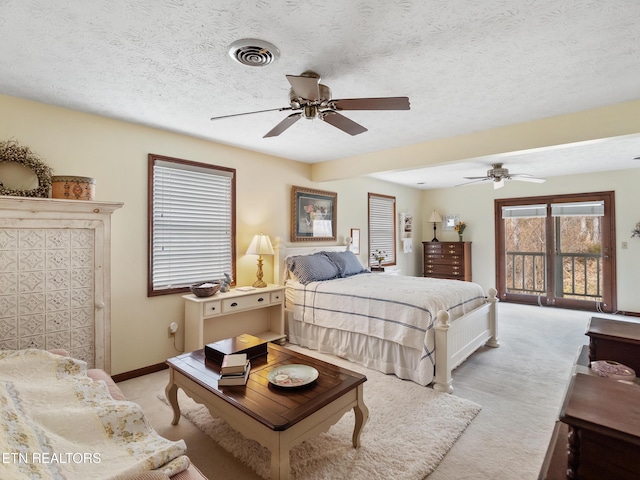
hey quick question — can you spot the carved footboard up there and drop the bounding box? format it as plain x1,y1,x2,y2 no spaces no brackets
433,288,499,393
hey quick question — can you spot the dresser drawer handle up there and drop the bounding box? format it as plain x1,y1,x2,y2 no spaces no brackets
258,297,264,302
230,302,238,307
210,306,216,311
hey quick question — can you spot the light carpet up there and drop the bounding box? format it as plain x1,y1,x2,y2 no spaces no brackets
159,351,480,480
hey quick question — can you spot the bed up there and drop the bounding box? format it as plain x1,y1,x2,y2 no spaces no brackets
274,244,499,393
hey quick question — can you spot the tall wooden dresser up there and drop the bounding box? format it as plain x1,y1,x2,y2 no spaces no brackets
422,241,472,281
0,196,122,372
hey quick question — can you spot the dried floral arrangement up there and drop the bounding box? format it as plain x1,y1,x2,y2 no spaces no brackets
0,139,52,198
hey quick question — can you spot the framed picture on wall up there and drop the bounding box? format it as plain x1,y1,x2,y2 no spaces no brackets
443,214,460,231
291,185,337,242
350,228,360,254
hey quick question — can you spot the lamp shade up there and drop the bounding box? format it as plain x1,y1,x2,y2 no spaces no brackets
429,210,442,223
246,234,274,256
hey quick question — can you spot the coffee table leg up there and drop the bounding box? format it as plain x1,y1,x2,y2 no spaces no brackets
352,384,369,448
270,436,290,480
165,370,181,425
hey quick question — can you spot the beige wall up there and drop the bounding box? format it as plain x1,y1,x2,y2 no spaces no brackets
421,168,640,313
3,93,638,373
0,94,424,374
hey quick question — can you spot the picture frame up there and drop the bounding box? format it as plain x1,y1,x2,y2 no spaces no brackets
350,228,360,254
442,214,460,231
291,185,337,242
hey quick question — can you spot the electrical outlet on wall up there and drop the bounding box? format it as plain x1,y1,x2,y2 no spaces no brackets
168,322,178,336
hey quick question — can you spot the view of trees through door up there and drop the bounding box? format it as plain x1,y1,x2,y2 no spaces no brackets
495,191,616,313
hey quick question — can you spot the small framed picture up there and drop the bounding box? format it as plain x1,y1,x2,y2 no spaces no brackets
350,228,360,254
291,185,337,242
443,214,460,231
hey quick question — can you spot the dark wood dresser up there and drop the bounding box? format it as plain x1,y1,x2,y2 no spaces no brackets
422,241,472,281
586,316,640,373
539,345,640,479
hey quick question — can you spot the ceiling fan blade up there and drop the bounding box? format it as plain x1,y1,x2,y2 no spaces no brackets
463,176,491,180
321,111,368,135
332,97,410,110
286,74,320,100
455,178,491,187
263,113,301,138
511,176,546,183
211,106,292,121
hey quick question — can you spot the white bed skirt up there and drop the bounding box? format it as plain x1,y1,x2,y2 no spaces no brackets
286,312,434,386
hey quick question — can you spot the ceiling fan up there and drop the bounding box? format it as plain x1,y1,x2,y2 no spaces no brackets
210,71,410,137
457,163,546,189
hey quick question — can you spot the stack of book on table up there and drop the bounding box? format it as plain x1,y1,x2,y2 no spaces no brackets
218,353,251,386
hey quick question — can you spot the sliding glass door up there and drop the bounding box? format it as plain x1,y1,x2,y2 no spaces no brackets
495,192,616,313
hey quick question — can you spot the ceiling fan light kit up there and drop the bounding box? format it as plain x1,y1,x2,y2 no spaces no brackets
211,71,410,137
457,163,546,189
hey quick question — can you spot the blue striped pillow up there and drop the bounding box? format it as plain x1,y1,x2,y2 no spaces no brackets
286,252,340,284
323,251,366,277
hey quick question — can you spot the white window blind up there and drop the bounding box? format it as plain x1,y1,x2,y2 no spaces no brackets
502,204,547,218
368,193,396,266
551,201,604,217
150,157,235,294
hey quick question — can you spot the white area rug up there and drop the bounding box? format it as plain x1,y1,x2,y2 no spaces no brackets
160,350,480,480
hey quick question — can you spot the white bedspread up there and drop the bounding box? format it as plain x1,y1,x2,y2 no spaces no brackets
0,349,189,480
286,273,486,353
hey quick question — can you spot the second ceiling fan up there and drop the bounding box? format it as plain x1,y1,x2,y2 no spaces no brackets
210,71,410,137
457,163,546,189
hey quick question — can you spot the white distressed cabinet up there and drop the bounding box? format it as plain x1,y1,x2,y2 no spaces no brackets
183,284,285,352
0,196,122,371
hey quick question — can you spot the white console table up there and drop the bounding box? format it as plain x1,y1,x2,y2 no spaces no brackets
182,284,285,352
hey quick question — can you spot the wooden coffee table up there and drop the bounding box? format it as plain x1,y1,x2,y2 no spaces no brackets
165,343,369,480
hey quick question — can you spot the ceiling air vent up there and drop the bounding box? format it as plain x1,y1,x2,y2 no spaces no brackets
228,39,280,67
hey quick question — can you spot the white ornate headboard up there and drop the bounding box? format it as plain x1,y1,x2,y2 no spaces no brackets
273,238,347,285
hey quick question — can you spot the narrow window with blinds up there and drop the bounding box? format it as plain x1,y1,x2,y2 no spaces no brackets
368,193,396,267
148,154,236,296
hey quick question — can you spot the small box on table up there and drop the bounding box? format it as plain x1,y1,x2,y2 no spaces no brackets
205,333,268,364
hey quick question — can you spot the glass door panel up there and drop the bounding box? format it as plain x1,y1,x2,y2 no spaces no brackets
553,201,604,309
504,216,547,298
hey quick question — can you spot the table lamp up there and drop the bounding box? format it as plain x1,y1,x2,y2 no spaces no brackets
429,210,442,242
246,233,274,287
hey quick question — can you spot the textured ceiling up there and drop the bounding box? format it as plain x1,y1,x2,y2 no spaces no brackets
1,0,639,189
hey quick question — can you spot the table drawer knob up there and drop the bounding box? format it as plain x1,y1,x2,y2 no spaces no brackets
230,302,238,307
258,297,265,302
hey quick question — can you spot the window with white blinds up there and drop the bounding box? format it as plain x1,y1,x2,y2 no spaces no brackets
148,155,236,296
368,193,396,266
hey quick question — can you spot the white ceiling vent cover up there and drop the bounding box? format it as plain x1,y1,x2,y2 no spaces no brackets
228,39,280,67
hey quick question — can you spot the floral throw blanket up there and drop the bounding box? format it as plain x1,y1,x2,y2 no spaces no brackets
0,349,189,479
